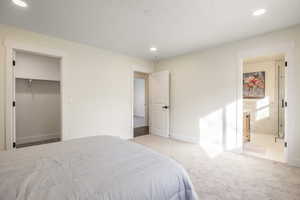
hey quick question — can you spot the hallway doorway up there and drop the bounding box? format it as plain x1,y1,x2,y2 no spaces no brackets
133,72,149,137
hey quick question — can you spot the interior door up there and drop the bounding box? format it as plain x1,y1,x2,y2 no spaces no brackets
278,60,285,139
149,71,170,137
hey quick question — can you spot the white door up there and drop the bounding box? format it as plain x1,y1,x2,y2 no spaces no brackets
278,60,285,139
149,71,170,137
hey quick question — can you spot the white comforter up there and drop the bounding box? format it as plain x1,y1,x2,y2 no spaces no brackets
0,136,198,200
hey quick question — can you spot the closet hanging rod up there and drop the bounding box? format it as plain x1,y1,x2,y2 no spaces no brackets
16,77,60,82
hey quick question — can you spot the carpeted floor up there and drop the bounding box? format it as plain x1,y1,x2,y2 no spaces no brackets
133,135,300,200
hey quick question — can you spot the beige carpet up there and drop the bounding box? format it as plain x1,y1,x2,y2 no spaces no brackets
133,135,300,200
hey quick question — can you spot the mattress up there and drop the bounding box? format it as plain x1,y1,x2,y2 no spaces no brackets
0,136,198,200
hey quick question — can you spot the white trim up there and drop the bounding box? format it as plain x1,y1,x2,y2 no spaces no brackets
120,136,134,140
152,131,170,138
288,158,300,167
237,42,296,166
131,65,154,74
4,40,65,150
170,134,199,144
5,46,14,150
4,40,66,58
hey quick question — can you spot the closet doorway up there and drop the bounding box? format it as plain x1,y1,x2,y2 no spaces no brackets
12,49,62,148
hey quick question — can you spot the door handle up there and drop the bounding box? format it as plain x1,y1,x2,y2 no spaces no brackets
162,106,169,109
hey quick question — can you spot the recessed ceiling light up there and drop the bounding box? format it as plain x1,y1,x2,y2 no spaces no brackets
150,47,157,52
253,9,266,16
12,0,28,8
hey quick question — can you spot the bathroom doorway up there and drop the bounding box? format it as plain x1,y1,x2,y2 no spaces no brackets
242,54,286,162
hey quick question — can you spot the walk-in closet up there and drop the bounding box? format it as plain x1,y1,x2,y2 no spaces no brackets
14,50,61,148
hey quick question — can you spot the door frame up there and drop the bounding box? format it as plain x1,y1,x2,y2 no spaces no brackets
131,71,149,138
236,42,296,165
130,66,153,139
4,40,65,150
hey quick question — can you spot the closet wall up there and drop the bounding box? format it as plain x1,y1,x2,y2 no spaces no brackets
15,51,61,145
16,51,60,81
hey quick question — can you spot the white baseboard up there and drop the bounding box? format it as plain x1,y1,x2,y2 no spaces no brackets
170,134,199,144
288,158,300,167
17,133,60,144
121,135,134,140
150,132,169,138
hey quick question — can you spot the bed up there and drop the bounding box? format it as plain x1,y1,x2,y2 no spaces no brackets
0,136,198,200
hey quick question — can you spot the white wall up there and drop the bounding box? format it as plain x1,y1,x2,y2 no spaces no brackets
16,79,61,144
0,24,154,150
15,51,60,81
134,78,145,117
155,25,300,166
243,60,278,136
